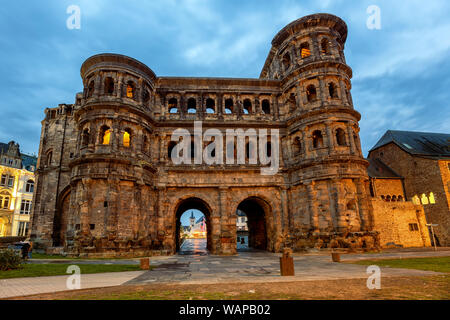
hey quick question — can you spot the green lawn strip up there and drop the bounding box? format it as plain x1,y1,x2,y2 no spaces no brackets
31,253,145,260
348,256,450,273
0,263,142,279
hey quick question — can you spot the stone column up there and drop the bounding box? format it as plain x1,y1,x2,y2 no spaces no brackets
305,181,319,233
216,187,227,254
331,178,347,232
347,126,356,155
79,178,92,237
325,121,335,154
106,177,119,240
280,186,290,235
318,76,326,107
339,79,348,105
355,178,371,231
217,93,223,119
116,74,123,99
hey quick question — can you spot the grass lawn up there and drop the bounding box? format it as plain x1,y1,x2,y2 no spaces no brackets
16,275,450,300
0,263,142,280
348,256,450,273
31,253,75,260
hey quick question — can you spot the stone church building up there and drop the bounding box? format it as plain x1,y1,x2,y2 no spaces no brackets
29,14,432,257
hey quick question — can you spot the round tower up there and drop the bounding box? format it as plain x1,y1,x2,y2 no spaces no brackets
64,54,159,256
261,14,374,248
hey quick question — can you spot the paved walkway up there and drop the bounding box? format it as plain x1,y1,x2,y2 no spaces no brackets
126,250,449,285
1,248,449,299
0,271,145,299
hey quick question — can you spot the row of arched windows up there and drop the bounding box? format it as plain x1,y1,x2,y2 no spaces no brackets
305,82,341,103
167,97,271,115
167,139,272,162
281,37,333,71
80,125,152,154
412,193,436,205
85,76,151,104
380,195,404,202
291,127,349,156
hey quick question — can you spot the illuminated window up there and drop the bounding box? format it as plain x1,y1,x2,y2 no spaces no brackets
429,192,436,204
307,85,317,102
126,82,135,99
312,130,323,148
412,195,420,205
100,126,111,145
421,193,429,205
123,129,131,147
300,42,311,58
0,174,6,186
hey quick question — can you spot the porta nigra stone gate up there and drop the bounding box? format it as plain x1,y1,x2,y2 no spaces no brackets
30,14,380,257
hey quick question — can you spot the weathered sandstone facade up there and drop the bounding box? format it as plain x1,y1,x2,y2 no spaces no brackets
30,14,382,257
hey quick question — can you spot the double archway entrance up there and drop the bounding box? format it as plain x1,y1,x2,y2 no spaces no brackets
174,196,270,255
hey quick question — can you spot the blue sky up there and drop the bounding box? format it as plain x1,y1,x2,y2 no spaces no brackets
0,0,449,157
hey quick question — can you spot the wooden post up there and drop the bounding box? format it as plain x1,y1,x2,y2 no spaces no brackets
140,258,150,270
331,252,341,262
280,248,295,276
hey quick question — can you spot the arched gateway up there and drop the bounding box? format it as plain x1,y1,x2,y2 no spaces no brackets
30,14,378,257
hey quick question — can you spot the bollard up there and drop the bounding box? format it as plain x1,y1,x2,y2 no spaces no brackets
140,258,150,270
280,248,295,276
331,252,341,263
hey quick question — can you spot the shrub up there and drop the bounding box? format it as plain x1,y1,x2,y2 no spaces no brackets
0,249,23,271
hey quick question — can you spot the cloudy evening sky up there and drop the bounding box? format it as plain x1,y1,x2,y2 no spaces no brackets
0,0,449,157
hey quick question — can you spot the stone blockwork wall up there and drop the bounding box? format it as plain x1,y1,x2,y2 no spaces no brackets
369,143,450,246
30,14,381,257
371,199,431,248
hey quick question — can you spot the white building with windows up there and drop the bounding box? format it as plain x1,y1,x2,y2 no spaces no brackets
0,141,36,237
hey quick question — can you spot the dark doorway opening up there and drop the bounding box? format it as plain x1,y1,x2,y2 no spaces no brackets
236,197,268,251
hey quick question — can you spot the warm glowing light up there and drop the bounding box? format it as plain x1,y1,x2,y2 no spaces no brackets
102,130,111,145
126,85,134,98
123,131,130,147
412,195,420,205
301,48,311,58
429,192,436,204
421,193,429,205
